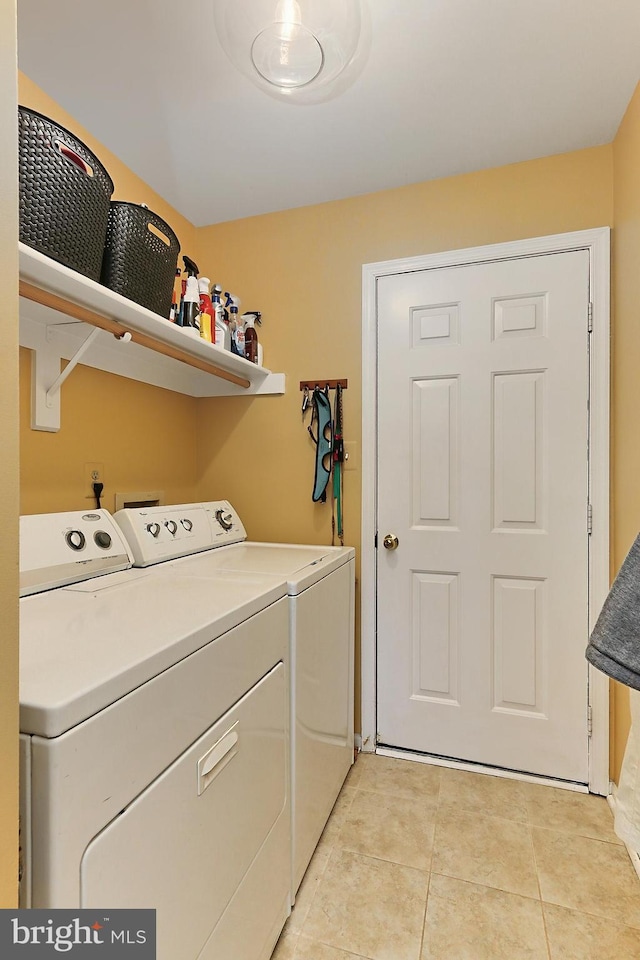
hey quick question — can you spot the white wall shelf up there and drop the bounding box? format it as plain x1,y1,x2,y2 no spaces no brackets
18,243,285,431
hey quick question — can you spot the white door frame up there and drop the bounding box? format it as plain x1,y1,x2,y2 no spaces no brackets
361,228,611,795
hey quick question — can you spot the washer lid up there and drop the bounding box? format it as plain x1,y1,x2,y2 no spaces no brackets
168,542,355,593
19,567,287,739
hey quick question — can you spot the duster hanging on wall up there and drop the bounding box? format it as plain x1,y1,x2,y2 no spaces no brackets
307,386,333,503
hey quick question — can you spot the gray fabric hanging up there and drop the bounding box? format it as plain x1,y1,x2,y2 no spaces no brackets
586,533,640,690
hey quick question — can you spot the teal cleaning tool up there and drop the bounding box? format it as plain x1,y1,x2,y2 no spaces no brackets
308,387,333,502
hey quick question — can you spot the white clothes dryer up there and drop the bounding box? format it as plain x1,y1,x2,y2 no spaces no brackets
19,507,291,960
116,500,355,896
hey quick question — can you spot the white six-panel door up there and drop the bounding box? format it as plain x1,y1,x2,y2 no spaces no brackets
376,250,591,782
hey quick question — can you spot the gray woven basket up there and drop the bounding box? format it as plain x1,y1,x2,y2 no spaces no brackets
18,106,114,280
100,202,180,317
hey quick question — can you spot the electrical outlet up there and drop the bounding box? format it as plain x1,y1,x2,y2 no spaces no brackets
84,462,104,496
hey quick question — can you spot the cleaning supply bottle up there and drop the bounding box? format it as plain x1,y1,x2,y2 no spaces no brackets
197,277,214,343
181,256,200,333
171,267,181,322
227,293,244,356
176,270,186,326
212,284,230,349
241,311,261,364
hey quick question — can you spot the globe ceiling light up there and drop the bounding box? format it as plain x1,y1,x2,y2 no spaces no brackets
213,0,366,104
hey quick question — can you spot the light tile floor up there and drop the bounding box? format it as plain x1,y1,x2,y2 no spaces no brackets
271,753,640,960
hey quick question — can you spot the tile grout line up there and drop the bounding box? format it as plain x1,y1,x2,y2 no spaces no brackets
316,843,434,880
527,807,554,960
418,776,443,960
299,932,375,960
426,869,552,907
529,821,627,847
417,868,433,960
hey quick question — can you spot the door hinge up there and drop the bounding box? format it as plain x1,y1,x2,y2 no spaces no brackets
587,705,593,738
587,502,593,535
588,302,593,333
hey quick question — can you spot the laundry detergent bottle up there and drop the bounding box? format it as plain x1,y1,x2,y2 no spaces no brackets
197,277,214,343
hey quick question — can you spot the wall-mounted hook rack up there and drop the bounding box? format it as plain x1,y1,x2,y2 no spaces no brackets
299,379,348,391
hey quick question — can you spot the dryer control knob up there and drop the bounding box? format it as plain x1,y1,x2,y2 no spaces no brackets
147,523,161,538
165,520,178,535
65,529,86,551
94,530,112,549
215,509,233,531
181,518,193,532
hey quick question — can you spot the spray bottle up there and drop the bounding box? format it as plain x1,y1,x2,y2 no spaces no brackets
212,284,230,349
226,293,244,356
169,269,179,321
181,256,200,333
241,311,261,364
176,268,186,326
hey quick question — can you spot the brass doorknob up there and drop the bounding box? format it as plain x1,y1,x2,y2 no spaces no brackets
383,534,399,550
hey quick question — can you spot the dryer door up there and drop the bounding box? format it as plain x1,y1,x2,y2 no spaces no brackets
80,662,289,960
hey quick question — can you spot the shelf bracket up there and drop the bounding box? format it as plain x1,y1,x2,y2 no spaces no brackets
32,325,108,432
46,326,102,401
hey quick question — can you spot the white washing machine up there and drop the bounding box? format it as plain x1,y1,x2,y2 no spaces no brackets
115,500,355,896
19,507,291,960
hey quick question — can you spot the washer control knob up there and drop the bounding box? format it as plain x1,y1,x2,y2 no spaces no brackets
181,518,193,532
65,529,86,551
165,520,178,535
94,531,112,549
215,509,233,531
147,523,161,538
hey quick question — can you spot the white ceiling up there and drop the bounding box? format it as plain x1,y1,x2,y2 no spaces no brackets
17,0,640,227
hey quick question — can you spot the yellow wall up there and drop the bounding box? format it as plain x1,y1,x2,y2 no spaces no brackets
1,0,20,906
194,146,614,732
611,81,640,780
19,352,199,515
18,73,202,515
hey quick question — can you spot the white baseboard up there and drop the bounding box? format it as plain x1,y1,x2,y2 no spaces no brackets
608,783,640,881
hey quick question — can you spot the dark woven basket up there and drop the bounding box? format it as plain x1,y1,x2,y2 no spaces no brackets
18,106,114,281
100,202,180,317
